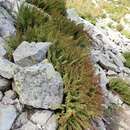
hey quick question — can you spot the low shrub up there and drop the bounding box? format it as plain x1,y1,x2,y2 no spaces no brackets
116,24,124,32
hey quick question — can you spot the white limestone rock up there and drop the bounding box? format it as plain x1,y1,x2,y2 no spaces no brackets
13,60,63,109
0,57,17,79
0,103,18,130
13,41,52,67
0,76,11,91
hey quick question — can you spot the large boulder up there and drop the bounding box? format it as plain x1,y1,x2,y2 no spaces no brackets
13,41,52,67
0,6,15,38
13,60,63,109
0,57,17,79
0,103,18,130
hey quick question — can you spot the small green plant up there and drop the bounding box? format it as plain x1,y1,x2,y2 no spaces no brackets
116,24,124,32
122,30,130,39
108,78,130,105
107,22,113,28
123,52,130,68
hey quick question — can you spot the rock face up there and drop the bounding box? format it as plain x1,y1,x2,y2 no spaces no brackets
13,41,51,67
0,103,18,130
13,60,63,109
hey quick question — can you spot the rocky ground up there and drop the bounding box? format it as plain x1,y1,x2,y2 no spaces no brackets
0,1,63,130
0,0,130,130
67,8,130,130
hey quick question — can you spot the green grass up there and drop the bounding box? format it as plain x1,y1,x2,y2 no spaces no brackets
123,52,130,68
108,78,130,105
6,1,103,129
66,0,130,38
122,30,130,39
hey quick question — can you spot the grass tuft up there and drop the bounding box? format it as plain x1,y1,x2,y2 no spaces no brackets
123,52,130,68
108,78,130,105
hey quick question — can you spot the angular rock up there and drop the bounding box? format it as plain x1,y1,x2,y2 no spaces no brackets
0,37,5,46
107,51,124,68
0,76,11,91
0,0,25,16
2,90,17,105
16,121,37,130
31,110,53,126
95,65,109,94
4,90,16,99
13,41,51,67
0,91,3,100
12,112,28,130
98,54,119,72
18,110,57,130
0,45,6,57
0,6,15,38
2,91,22,112
107,70,117,76
0,103,18,130
13,60,63,109
0,57,17,79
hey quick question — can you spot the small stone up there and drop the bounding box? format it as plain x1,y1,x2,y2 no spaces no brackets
13,41,52,67
0,103,18,130
4,90,16,99
2,90,17,105
0,57,17,79
0,45,6,57
107,70,117,76
107,51,124,68
19,110,57,130
12,112,28,130
98,54,119,72
31,110,53,126
0,6,15,38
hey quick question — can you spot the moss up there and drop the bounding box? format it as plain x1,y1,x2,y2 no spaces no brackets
6,1,103,129
108,78,130,105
